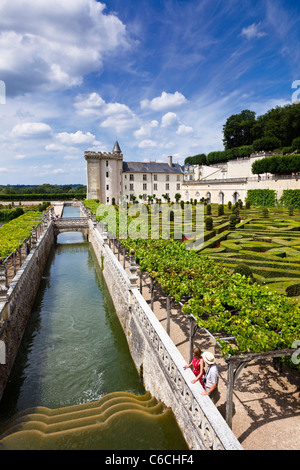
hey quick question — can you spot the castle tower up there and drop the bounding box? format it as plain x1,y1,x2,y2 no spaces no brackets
84,141,123,203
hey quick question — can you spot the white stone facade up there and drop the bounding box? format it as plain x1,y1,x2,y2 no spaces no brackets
85,143,184,204
85,144,298,205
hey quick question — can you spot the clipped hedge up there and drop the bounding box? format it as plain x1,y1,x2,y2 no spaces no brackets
0,193,86,201
280,189,300,209
247,189,277,207
252,153,300,175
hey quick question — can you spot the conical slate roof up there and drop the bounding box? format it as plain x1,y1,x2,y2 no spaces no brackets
112,141,122,153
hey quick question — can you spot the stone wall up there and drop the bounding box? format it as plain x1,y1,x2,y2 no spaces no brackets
0,222,55,401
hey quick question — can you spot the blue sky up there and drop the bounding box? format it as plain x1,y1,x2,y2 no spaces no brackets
0,0,300,185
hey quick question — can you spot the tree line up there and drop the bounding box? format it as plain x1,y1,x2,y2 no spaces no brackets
0,184,86,195
185,103,300,166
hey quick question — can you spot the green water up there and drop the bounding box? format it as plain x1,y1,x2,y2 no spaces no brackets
0,228,188,450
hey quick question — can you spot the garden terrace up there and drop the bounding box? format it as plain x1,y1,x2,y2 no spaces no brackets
200,211,300,298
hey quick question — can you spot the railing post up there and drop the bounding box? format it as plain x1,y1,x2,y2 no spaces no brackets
166,295,171,335
0,259,8,302
102,223,108,243
129,250,139,290
150,278,154,311
226,361,234,429
31,226,37,249
140,270,143,293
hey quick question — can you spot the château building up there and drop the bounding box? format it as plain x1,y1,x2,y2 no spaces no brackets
85,142,300,204
85,141,184,204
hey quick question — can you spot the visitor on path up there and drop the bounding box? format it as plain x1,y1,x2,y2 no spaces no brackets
184,347,205,386
201,351,219,404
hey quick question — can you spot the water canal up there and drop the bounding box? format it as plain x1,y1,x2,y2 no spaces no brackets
0,205,188,450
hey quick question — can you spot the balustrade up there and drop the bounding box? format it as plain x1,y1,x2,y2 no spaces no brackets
93,220,241,450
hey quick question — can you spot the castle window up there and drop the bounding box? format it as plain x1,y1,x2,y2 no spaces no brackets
130,174,134,181
166,183,169,190
177,175,180,181
143,183,147,190
107,197,109,203
154,174,157,181
130,183,134,191
106,185,109,190
154,183,157,191
106,172,109,177
177,183,180,190
106,161,108,167
166,175,169,181
143,174,147,181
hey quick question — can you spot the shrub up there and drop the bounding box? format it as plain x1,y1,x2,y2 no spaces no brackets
286,283,300,297
229,214,236,229
292,137,300,151
245,199,251,209
228,201,232,210
218,205,224,216
233,263,254,281
289,205,294,216
205,216,213,230
262,208,269,218
206,204,211,215
253,136,282,152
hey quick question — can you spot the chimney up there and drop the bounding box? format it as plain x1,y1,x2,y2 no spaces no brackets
168,155,173,167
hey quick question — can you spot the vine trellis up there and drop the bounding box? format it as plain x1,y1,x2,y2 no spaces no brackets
105,233,299,428
86,201,300,429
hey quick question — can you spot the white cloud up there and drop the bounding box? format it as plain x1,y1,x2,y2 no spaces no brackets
0,0,130,95
74,92,106,116
161,112,179,128
100,105,138,132
56,130,98,145
141,91,188,111
75,92,138,132
134,120,158,139
176,124,194,135
138,140,157,148
241,23,267,40
11,122,52,138
14,153,27,160
103,102,133,116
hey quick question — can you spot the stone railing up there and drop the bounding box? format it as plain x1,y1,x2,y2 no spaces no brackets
3,222,54,322
88,217,243,451
0,217,55,400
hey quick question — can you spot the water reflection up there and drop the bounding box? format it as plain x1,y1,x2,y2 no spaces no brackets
0,210,188,450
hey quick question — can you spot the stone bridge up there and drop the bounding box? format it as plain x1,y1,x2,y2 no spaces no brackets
53,217,90,241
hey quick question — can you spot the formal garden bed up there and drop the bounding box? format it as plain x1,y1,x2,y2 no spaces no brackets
84,199,300,364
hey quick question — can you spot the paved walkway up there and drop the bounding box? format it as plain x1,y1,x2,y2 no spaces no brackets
116,245,300,450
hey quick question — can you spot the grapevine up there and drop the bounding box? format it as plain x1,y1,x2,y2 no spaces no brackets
86,201,300,359
0,211,43,258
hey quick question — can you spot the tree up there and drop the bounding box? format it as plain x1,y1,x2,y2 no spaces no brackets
184,154,207,165
252,137,281,152
223,110,256,149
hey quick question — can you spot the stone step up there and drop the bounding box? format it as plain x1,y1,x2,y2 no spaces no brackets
0,392,174,450
0,392,156,439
